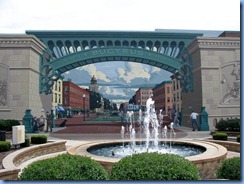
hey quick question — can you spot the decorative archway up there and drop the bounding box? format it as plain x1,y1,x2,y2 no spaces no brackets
26,31,202,94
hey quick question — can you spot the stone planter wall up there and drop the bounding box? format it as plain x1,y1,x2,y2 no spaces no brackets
0,141,66,180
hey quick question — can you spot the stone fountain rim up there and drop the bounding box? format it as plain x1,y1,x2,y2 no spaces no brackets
68,139,227,164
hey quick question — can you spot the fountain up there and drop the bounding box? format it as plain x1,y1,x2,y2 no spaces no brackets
88,98,200,158
88,97,204,158
67,97,228,179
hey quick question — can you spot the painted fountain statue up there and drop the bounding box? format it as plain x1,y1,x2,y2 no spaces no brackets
68,97,228,179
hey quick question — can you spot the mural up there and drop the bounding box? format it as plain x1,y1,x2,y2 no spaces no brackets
220,62,240,105
63,61,172,103
0,64,8,107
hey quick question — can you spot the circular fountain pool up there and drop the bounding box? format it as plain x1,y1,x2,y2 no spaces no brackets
68,139,227,179
88,141,206,158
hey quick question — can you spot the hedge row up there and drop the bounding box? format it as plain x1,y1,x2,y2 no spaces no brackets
0,141,11,152
212,132,240,142
215,118,240,131
0,134,47,151
213,132,228,141
19,153,201,180
19,154,109,180
0,119,21,131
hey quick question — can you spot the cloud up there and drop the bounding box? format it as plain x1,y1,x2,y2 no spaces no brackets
77,65,111,83
100,86,126,97
116,62,150,84
151,67,161,73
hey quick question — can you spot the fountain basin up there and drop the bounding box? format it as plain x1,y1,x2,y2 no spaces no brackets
67,139,227,180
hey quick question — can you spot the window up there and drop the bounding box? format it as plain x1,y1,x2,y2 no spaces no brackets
64,97,68,105
55,81,57,91
167,87,170,94
167,97,170,102
55,93,57,103
58,81,61,92
65,86,68,94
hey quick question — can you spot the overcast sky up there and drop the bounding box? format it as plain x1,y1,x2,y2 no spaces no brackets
0,0,240,33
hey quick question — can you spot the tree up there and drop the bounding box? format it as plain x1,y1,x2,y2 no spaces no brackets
119,103,124,112
104,98,112,110
112,103,118,111
129,94,136,104
86,90,102,110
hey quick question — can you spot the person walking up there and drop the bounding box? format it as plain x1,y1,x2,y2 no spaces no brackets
45,111,52,132
38,115,45,132
173,110,180,127
189,110,199,131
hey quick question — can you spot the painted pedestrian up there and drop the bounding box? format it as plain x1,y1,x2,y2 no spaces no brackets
45,111,52,132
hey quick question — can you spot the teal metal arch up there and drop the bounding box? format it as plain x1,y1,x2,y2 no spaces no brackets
26,30,202,94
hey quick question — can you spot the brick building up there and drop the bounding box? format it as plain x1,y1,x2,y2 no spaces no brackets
63,81,90,110
170,74,182,112
135,87,153,111
152,81,173,114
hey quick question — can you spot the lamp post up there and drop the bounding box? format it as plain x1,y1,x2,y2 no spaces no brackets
51,107,55,128
83,94,86,121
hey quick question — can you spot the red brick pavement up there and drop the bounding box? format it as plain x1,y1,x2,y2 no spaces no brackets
52,116,187,139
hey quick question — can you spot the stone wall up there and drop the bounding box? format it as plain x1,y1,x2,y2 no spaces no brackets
0,35,52,121
0,141,66,180
182,37,240,129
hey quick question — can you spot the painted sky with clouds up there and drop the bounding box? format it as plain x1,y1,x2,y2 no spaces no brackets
0,0,240,104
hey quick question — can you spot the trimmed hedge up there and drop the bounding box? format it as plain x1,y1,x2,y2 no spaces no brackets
20,137,30,147
216,157,240,180
0,119,21,131
19,154,108,180
213,132,228,141
110,152,201,180
0,141,11,152
215,118,240,131
31,135,47,144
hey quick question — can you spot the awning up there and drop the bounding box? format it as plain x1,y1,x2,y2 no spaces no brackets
56,106,65,111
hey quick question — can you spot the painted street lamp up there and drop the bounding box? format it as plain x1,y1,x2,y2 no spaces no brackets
83,94,86,121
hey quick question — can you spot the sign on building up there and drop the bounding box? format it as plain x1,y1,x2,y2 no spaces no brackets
127,104,140,111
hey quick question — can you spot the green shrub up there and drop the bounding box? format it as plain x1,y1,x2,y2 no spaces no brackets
0,119,21,131
20,137,30,147
0,120,8,130
213,132,228,141
216,157,240,180
227,119,240,131
236,135,240,142
215,119,228,131
110,153,201,180
0,141,11,152
19,154,108,180
215,118,240,131
31,135,47,144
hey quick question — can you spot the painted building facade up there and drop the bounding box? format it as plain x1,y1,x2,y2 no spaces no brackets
171,74,182,112
0,31,240,131
63,81,90,110
52,78,63,117
182,32,240,128
152,81,173,114
0,35,51,120
135,87,153,111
